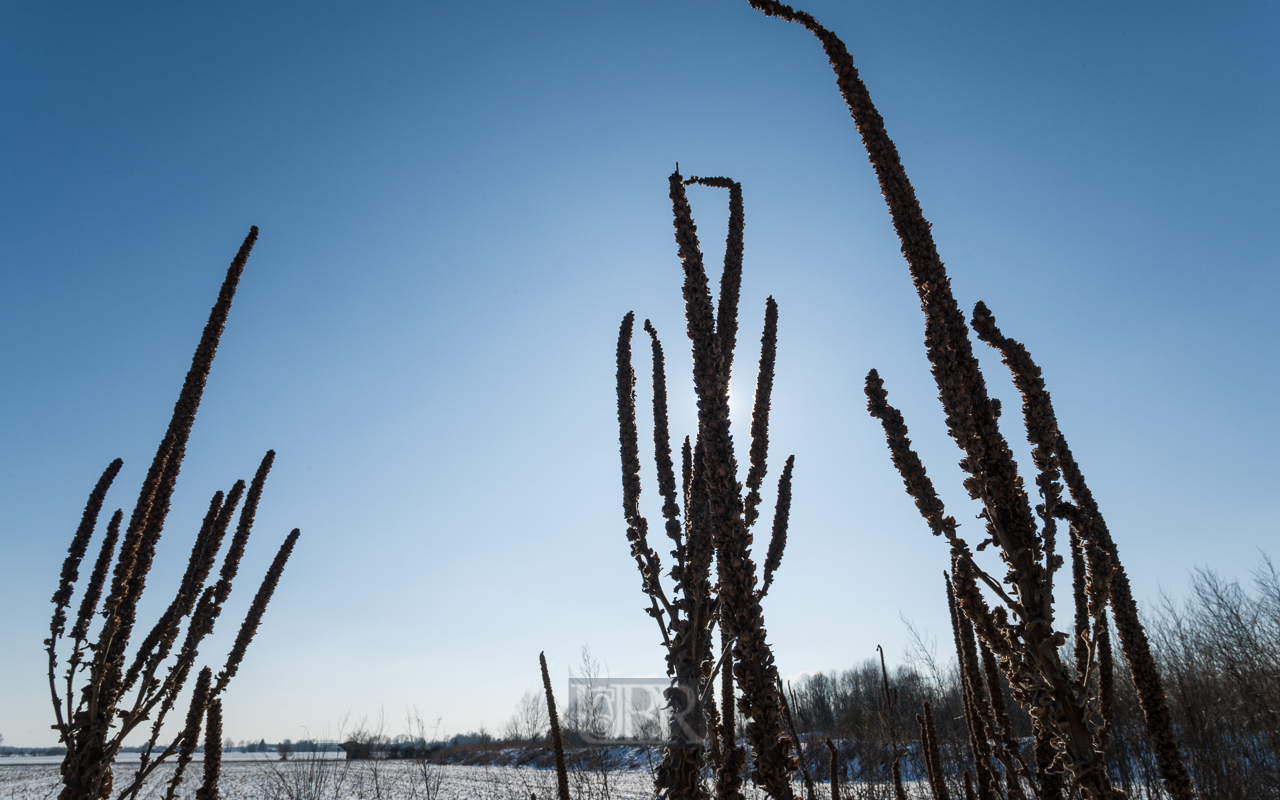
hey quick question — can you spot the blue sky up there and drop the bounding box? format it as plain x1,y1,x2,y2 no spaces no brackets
2,0,1276,746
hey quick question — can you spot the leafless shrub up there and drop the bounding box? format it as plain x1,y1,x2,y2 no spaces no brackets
404,713,446,800
561,647,623,800
257,729,353,800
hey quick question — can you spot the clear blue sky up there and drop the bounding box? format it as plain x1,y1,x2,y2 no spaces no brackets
2,0,1276,747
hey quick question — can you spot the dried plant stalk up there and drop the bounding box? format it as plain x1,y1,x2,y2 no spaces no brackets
891,760,907,800
760,456,793,598
46,228,299,800
617,313,712,800
163,667,211,800
540,652,571,800
779,681,815,800
1096,615,1114,748
919,702,950,800
716,621,746,800
195,700,222,800
744,2,1190,797
946,579,996,800
970,307,1189,798
1035,723,1063,800
826,739,840,800
616,171,796,800
670,171,796,800
980,641,1029,800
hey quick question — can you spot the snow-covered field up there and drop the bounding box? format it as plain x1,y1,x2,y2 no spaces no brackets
0,759,672,800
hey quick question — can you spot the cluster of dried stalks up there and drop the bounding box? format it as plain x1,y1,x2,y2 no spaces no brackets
612,167,797,800
45,228,299,800
769,557,1277,800
41,4,1249,800
600,2,1210,800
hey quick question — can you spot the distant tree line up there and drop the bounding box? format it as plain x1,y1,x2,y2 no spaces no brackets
783,559,1280,800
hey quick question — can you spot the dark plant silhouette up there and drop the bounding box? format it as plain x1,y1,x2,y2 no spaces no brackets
615,171,797,800
743,2,1194,798
45,227,300,800
540,652,571,800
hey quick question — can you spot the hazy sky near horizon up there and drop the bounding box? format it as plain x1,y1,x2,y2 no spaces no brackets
2,0,1276,747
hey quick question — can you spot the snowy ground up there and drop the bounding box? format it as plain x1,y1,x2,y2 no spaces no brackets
0,759,671,800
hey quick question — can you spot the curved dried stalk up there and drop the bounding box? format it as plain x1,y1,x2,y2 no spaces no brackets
760,456,794,599
971,305,1191,799
742,2,1188,796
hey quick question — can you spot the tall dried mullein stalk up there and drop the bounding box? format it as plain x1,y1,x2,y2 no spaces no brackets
947,576,1029,800
778,680,815,800
980,641,1029,800
195,700,222,800
918,701,950,800
946,578,997,800
875,647,907,800
891,760,907,800
746,2,1191,798
615,171,796,800
540,652,571,800
45,228,300,800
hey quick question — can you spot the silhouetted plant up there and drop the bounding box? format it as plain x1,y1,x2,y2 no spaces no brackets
195,700,223,800
918,701,950,800
540,652,571,800
745,2,1192,798
778,680,815,800
826,739,841,800
45,227,300,800
615,170,797,800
